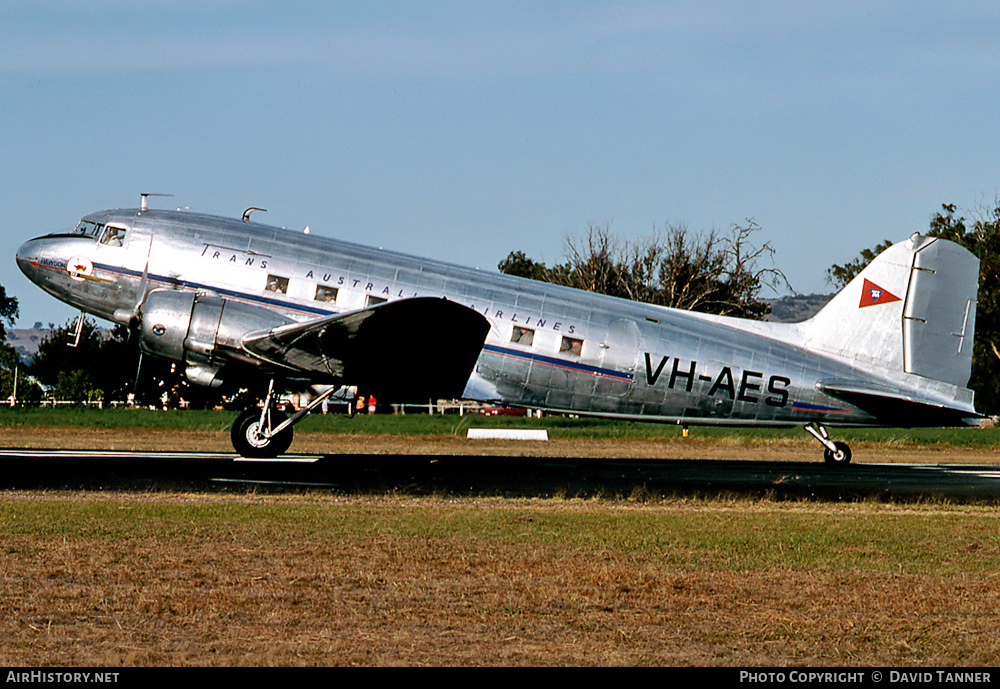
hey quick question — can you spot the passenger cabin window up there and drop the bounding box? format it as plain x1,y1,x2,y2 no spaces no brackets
99,225,126,247
366,295,387,307
511,326,534,346
315,285,338,303
560,336,583,357
265,275,289,294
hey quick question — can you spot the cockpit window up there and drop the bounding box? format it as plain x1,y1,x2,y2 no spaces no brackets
73,220,103,237
72,220,126,243
99,225,126,246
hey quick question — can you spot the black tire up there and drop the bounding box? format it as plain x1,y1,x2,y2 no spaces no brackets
823,441,852,466
231,408,294,458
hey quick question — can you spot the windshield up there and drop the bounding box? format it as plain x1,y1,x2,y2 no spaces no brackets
73,220,103,237
72,220,127,246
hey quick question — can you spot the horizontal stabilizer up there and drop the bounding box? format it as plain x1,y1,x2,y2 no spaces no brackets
242,297,490,401
816,379,979,426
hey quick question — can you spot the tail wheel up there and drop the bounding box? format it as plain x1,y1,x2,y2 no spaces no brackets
231,408,294,458
823,441,852,466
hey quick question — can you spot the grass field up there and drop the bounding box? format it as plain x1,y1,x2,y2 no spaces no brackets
2,406,1000,447
2,407,1000,666
2,494,1000,666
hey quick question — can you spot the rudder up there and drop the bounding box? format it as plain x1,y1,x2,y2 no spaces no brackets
902,236,978,387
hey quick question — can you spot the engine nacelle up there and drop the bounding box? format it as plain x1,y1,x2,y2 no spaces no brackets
139,289,293,386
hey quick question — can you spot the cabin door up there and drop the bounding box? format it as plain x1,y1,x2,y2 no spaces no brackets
599,318,641,397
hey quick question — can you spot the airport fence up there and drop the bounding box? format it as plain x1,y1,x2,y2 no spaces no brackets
10,397,541,417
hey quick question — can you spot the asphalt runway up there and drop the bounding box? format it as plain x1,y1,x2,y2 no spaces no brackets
3,449,1000,501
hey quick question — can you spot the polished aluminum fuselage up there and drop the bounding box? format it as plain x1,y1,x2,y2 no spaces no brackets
15,208,970,426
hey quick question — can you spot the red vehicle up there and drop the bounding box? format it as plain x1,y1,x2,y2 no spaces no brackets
480,406,528,416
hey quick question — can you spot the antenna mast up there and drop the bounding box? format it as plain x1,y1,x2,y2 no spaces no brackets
140,193,173,212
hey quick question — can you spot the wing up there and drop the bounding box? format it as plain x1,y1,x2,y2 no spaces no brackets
241,297,490,401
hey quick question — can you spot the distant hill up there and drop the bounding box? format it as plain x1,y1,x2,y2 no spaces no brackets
6,326,53,363
764,293,834,323
5,323,116,364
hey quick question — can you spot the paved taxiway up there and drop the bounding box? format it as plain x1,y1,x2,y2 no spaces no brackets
2,449,1000,500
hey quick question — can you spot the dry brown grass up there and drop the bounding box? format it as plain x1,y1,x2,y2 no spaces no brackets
2,494,1000,667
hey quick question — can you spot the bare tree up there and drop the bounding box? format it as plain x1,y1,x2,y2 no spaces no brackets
498,219,788,320
558,223,626,298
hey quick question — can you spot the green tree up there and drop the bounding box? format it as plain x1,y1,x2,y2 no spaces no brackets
499,219,787,319
0,283,27,402
0,284,17,344
951,202,1000,414
30,317,136,403
825,239,895,290
496,250,551,282
0,338,42,403
30,315,236,408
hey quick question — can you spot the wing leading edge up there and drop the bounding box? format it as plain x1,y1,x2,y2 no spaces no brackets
241,297,491,402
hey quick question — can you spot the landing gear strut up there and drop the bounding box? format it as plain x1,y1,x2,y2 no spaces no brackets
230,380,342,458
804,422,852,466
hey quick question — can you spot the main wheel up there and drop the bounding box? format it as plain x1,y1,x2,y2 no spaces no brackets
823,441,852,466
231,408,294,458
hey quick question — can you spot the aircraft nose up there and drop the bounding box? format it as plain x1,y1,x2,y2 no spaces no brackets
16,238,43,281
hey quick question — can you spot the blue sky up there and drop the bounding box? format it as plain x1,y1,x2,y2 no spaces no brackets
2,1,999,327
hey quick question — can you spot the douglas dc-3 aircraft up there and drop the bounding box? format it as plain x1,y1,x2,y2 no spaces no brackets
16,197,982,463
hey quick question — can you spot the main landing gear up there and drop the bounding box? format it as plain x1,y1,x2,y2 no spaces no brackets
804,422,852,466
230,379,341,458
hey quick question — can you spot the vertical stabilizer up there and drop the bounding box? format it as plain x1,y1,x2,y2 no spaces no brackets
803,234,978,388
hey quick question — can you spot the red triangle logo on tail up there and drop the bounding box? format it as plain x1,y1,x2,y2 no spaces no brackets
859,278,901,308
